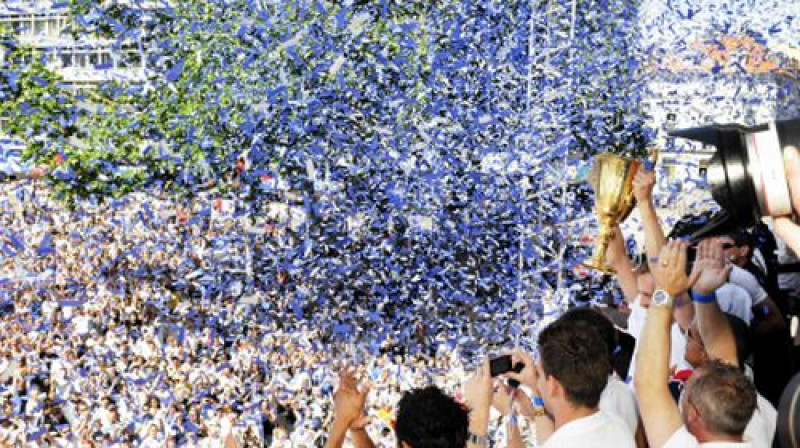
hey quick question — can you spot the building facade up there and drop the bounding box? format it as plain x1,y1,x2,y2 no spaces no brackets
0,0,150,175
0,0,148,87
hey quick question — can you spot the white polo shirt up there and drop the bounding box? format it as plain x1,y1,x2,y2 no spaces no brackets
541,411,635,448
743,393,777,448
728,266,768,306
599,375,639,434
663,426,752,448
715,283,754,325
627,301,687,381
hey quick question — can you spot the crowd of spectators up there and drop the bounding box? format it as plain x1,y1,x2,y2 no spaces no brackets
3,146,800,447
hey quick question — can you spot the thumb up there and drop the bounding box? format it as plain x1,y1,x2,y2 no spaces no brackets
350,415,372,430
359,382,372,401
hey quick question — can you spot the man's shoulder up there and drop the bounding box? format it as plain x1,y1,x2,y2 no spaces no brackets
663,426,755,448
543,411,635,448
662,426,701,448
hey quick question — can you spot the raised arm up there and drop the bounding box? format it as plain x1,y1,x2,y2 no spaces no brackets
324,367,373,448
606,226,639,303
634,241,686,448
632,165,667,265
463,360,493,448
728,265,786,334
690,238,738,365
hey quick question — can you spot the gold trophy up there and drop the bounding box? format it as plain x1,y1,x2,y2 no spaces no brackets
583,153,641,273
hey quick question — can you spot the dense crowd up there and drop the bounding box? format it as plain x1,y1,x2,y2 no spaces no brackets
3,152,800,447
0,180,529,447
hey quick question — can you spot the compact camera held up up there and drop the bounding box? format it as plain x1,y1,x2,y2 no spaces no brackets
669,118,800,226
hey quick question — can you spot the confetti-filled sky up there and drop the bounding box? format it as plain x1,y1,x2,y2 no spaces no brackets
1,0,799,350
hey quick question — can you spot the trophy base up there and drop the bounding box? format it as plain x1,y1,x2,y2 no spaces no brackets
582,258,617,274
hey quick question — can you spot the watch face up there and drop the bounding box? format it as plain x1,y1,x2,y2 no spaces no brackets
653,290,670,306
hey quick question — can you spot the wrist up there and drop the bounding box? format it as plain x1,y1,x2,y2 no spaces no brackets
467,432,490,447
690,289,717,303
468,410,490,434
332,415,354,432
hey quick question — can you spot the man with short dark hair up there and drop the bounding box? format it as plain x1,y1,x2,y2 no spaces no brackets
324,363,490,448
505,320,635,447
394,387,469,448
558,308,640,437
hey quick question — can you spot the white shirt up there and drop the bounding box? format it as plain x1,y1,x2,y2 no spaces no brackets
626,298,647,340
599,375,639,434
715,283,754,325
663,426,752,448
627,314,686,381
743,393,777,448
541,411,635,448
728,266,768,305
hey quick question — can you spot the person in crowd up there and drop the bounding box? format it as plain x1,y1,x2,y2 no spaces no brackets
718,228,794,405
503,319,635,447
556,308,641,439
324,363,485,448
636,239,759,447
605,224,693,382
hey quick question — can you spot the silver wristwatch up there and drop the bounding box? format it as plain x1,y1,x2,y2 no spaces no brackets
652,289,675,308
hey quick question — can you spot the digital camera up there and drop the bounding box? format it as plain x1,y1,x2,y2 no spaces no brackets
668,118,800,226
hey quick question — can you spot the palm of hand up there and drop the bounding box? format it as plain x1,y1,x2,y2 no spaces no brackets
334,371,368,425
653,264,690,296
692,258,728,294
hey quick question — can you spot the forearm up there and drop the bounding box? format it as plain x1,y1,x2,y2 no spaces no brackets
634,306,682,447
468,409,490,444
610,253,639,303
639,201,666,264
692,290,738,365
635,306,672,389
324,420,349,448
350,428,376,448
673,295,694,332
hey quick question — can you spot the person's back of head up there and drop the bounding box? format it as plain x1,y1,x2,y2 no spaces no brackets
538,320,610,409
558,307,616,371
394,386,469,448
684,359,757,440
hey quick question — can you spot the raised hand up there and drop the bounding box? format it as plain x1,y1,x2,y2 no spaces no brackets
691,238,732,295
331,366,371,430
651,240,691,296
463,360,493,431
492,383,514,417
502,349,537,391
463,360,493,415
632,165,656,204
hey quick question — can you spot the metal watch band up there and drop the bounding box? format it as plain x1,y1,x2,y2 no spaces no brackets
468,432,490,447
